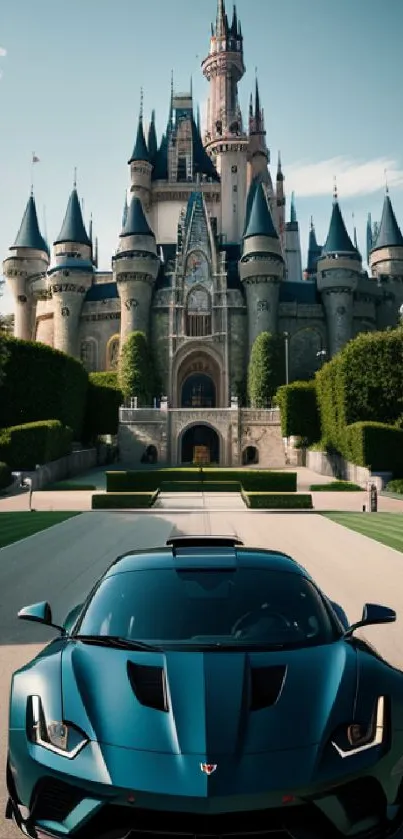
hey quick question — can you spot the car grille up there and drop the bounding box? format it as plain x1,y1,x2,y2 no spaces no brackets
30,777,83,822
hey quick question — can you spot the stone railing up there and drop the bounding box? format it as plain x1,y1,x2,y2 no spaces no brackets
119,408,166,424
241,408,281,423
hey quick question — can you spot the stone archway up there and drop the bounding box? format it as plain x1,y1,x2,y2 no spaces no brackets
180,424,220,465
174,348,223,408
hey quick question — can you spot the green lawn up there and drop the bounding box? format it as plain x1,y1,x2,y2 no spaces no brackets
0,512,81,549
324,512,403,553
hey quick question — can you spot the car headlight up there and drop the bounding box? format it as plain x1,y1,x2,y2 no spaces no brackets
332,696,386,758
27,696,89,759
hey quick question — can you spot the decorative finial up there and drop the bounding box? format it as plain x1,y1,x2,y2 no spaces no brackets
333,175,338,201
73,167,77,188
31,152,40,195
384,168,389,194
170,69,174,100
278,150,282,169
310,215,314,230
139,87,144,120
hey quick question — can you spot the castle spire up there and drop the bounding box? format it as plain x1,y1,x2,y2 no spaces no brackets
128,92,150,165
277,151,284,181
371,192,403,252
290,192,297,224
54,188,91,247
147,110,158,164
323,196,358,257
230,4,238,36
216,0,227,37
12,193,49,253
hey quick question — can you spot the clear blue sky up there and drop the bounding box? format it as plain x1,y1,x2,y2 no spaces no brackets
1,0,403,313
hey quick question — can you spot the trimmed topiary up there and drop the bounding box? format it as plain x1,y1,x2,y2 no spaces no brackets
247,332,285,408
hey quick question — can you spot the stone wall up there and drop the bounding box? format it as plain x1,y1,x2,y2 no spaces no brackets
240,409,286,468
306,450,392,490
118,409,169,465
17,447,98,490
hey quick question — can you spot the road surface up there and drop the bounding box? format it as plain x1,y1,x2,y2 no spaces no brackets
1,507,403,837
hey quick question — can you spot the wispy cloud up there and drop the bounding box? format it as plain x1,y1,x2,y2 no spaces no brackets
285,156,403,199
0,47,6,57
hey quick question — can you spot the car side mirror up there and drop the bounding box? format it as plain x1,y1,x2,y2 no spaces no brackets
18,601,65,633
344,602,396,637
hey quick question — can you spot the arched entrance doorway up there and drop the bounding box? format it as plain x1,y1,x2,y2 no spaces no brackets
181,425,220,465
181,373,216,408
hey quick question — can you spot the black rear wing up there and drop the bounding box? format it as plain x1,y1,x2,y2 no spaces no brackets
166,536,244,549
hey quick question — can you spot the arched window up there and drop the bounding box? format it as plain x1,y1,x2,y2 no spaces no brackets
107,335,120,370
186,287,211,337
242,446,259,465
80,338,98,372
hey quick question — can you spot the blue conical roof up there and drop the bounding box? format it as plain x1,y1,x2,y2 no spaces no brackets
243,176,260,235
243,183,278,240
120,195,154,237
147,112,158,164
12,194,48,253
322,201,359,258
54,189,91,246
152,133,168,181
372,194,403,251
128,116,150,165
306,222,321,275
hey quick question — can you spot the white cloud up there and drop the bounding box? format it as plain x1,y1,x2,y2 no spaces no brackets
285,156,403,199
0,47,6,57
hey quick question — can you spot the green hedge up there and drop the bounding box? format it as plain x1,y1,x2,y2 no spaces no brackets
84,372,123,438
316,329,403,459
309,481,363,491
160,481,241,492
0,461,12,490
106,469,297,493
242,492,313,509
276,381,321,443
0,336,88,437
0,420,72,470
345,421,403,473
385,479,403,494
91,491,158,509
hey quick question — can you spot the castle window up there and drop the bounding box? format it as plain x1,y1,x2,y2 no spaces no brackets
107,335,120,370
186,287,211,337
80,338,98,372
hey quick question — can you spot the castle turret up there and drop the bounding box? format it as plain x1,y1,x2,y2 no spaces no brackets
202,0,248,242
247,78,271,190
284,193,303,281
304,217,322,280
369,192,403,278
239,182,284,352
50,187,94,357
147,110,158,166
369,192,403,329
128,100,152,209
276,152,286,247
317,194,361,356
113,195,159,343
3,192,49,341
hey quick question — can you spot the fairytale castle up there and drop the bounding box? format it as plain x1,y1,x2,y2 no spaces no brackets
4,0,403,466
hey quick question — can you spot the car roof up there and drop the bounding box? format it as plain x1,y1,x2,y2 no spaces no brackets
104,536,309,579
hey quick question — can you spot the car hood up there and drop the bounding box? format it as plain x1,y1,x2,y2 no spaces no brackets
61,640,357,755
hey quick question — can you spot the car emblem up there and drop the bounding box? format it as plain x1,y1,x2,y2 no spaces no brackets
200,763,217,775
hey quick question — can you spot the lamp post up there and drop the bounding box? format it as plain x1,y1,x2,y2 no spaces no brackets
316,348,327,368
283,331,289,385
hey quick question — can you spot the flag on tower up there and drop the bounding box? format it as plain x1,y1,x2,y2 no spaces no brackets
32,153,40,164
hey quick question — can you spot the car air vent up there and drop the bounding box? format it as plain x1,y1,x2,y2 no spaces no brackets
250,666,286,711
127,662,168,712
30,777,83,822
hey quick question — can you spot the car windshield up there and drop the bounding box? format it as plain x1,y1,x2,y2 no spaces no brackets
75,568,338,650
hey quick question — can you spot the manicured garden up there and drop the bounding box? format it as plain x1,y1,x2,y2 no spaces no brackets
0,512,81,549
323,512,403,553
92,468,313,510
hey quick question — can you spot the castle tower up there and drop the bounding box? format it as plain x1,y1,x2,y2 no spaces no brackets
284,193,303,281
147,110,158,166
317,194,361,357
128,100,152,210
369,192,403,329
247,78,271,191
304,218,322,280
3,193,49,341
239,182,284,352
50,187,94,357
202,0,248,242
276,152,286,248
113,195,159,343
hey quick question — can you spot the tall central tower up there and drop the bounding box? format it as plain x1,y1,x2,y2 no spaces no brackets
202,0,248,243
